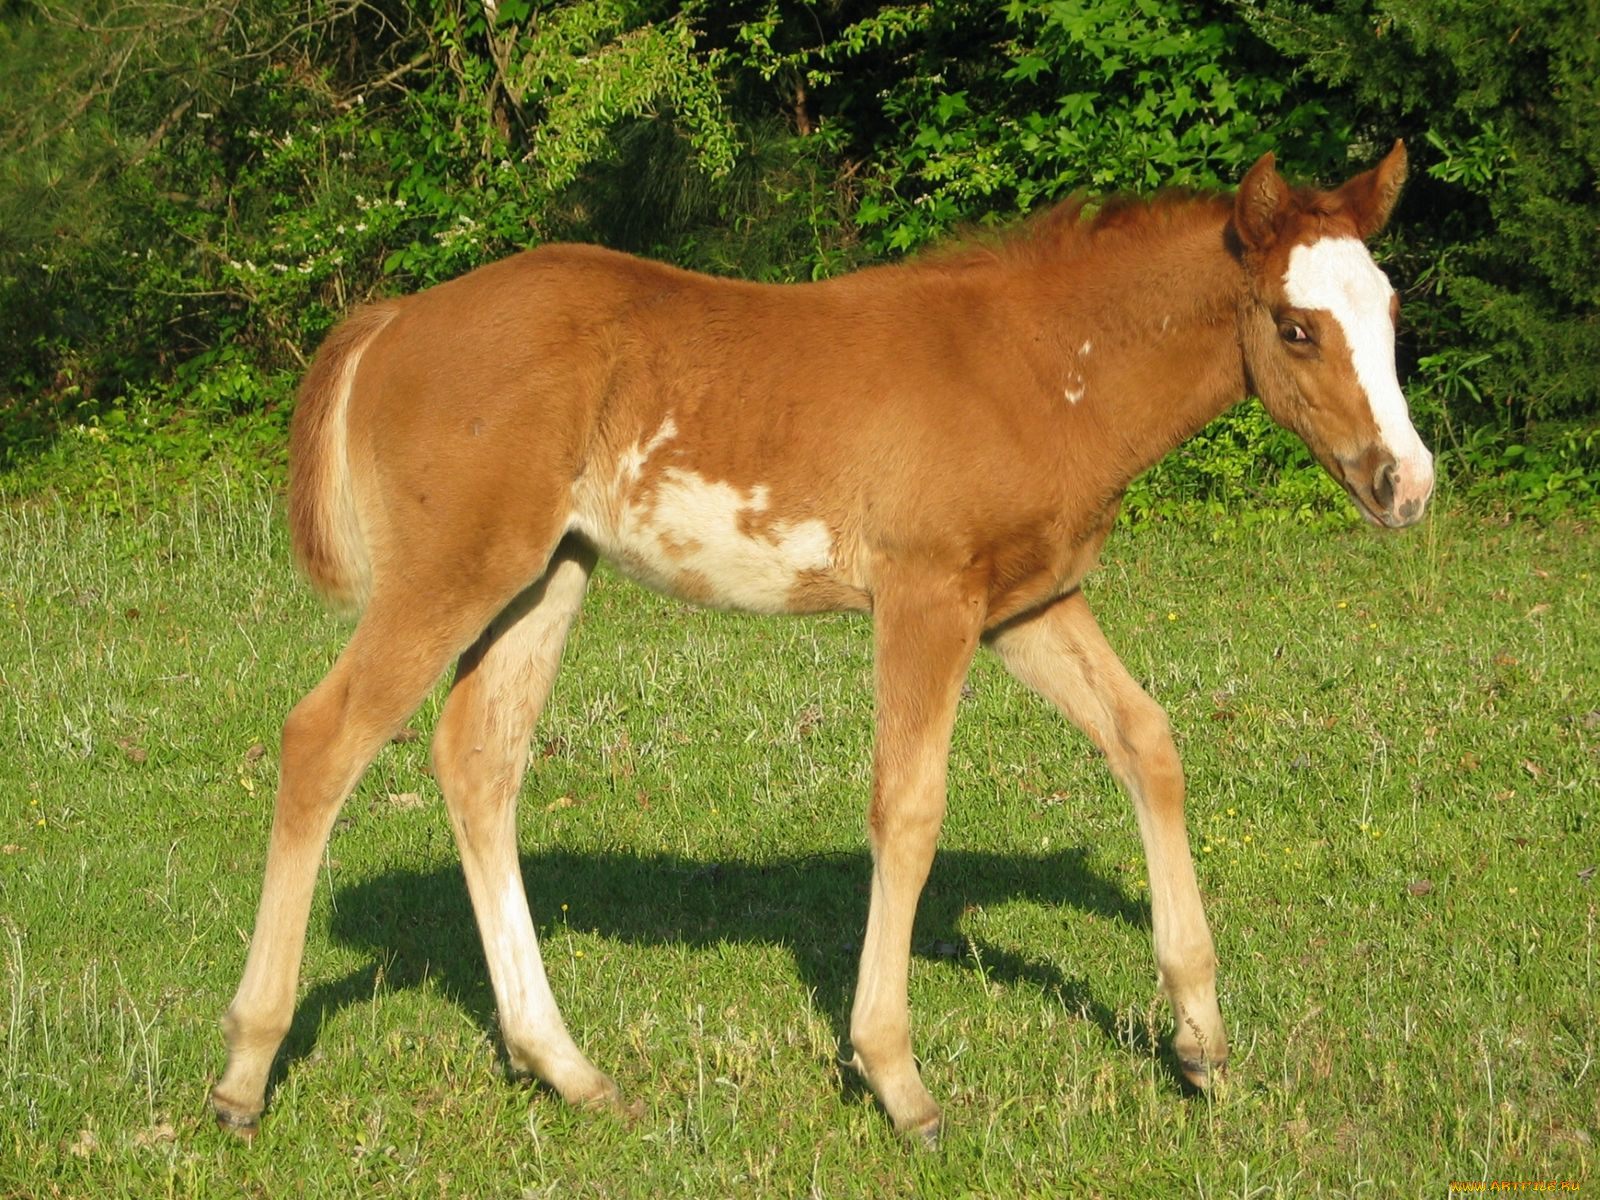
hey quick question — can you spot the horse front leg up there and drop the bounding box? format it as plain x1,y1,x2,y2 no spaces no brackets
988,589,1228,1087
847,565,984,1143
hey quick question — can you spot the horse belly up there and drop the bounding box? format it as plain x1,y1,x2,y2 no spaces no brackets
569,430,858,614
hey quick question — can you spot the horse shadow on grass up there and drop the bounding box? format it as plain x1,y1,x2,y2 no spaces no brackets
278,843,1191,1110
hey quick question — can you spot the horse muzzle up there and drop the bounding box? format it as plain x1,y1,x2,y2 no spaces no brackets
1341,446,1435,529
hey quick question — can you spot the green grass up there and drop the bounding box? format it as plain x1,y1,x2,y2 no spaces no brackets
1,471,1595,1197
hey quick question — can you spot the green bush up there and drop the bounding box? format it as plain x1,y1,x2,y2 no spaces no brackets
851,0,1350,250
0,0,743,477
1237,0,1600,429
1,1,1594,516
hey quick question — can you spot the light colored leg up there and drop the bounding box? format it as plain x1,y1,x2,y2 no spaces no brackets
211,588,508,1131
988,589,1228,1085
847,567,983,1141
430,540,622,1109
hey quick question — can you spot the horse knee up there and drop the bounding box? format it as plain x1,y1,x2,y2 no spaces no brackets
1105,693,1178,778
266,687,358,836
279,685,344,776
1121,692,1175,754
429,707,473,792
867,785,946,849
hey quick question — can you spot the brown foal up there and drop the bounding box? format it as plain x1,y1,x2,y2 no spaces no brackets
212,143,1432,1141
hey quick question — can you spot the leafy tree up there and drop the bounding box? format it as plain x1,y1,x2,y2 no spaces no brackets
1237,0,1600,428
2,0,1594,508
0,0,743,466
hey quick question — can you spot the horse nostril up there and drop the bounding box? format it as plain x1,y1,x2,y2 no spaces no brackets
1373,461,1398,510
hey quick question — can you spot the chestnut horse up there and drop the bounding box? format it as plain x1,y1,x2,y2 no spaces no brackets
212,143,1432,1141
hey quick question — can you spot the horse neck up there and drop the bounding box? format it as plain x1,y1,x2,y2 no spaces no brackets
1026,210,1249,493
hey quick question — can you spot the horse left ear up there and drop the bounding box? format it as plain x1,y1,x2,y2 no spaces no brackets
1337,139,1408,239
1234,151,1289,254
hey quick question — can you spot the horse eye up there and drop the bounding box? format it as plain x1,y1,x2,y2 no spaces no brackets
1279,321,1311,345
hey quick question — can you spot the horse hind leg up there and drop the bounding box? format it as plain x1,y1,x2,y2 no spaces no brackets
428,537,627,1112
210,575,529,1132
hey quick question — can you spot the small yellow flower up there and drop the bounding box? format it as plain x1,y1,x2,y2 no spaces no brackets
1337,601,1348,609
1226,807,1236,817
1508,887,1519,896
35,818,46,827
1202,844,1214,853
574,949,585,958
561,903,569,912
1166,611,1177,622
1243,834,1253,844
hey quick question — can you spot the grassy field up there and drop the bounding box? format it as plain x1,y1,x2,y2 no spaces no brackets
1,471,1595,1197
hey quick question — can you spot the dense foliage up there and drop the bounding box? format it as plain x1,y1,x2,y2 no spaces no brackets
1,0,1595,510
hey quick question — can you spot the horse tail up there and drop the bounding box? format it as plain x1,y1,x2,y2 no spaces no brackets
287,302,398,616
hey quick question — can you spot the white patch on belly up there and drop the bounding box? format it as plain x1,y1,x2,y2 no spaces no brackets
571,418,836,613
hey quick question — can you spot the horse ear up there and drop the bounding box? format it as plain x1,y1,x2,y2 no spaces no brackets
1234,151,1288,254
1337,139,1408,239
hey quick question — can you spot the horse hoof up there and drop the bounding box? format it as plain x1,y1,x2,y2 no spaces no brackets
210,1091,261,1140
908,1114,943,1150
891,1105,943,1149
600,1094,647,1123
1179,1055,1228,1092
575,1075,643,1122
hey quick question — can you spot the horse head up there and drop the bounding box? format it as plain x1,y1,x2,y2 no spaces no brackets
1233,141,1434,528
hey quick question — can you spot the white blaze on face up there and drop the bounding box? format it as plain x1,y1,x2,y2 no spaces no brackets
1283,237,1435,514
